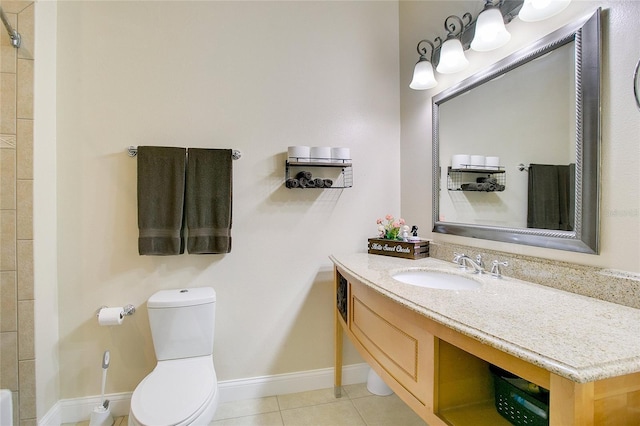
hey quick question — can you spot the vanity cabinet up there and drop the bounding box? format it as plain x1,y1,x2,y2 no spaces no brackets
333,265,640,426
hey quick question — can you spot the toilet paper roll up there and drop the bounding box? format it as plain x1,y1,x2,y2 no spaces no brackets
485,156,500,169
451,154,470,170
287,146,310,162
470,155,486,168
331,147,351,163
310,146,332,162
98,307,124,326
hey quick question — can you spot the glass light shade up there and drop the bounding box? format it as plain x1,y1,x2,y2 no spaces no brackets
409,59,437,90
436,38,469,74
470,8,511,52
519,0,571,22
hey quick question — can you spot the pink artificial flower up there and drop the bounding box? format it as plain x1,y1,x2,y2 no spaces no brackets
399,218,405,225
376,218,383,225
385,214,393,221
392,221,400,228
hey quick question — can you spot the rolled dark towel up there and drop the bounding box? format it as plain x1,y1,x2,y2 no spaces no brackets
285,178,300,188
305,178,316,188
295,171,312,180
313,178,325,188
461,183,479,191
298,177,309,187
476,176,498,184
323,179,333,188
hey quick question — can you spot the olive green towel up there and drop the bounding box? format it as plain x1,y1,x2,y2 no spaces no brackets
186,148,233,254
527,163,575,231
137,146,186,255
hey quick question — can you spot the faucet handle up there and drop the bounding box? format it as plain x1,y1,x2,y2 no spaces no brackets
490,260,508,279
475,254,484,269
452,252,465,266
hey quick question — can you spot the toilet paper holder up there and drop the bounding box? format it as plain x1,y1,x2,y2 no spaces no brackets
96,304,136,318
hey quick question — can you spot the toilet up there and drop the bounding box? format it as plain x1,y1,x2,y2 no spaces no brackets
129,287,219,426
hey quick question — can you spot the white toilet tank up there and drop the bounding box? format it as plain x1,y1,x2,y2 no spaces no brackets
147,287,216,361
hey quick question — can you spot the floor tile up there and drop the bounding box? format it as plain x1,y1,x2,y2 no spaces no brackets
211,411,283,426
214,397,280,420
341,383,372,399
277,387,339,410
60,386,426,426
351,394,427,426
280,400,366,426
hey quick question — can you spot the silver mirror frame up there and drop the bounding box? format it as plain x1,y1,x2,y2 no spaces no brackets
432,9,601,254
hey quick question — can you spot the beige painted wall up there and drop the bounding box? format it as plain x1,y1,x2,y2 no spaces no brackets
34,0,59,418
47,0,399,400
400,1,640,272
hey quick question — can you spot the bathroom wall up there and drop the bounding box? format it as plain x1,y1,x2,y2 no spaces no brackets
0,1,35,424
39,0,400,407
400,1,640,273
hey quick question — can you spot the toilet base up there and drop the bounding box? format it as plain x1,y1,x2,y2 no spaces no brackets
129,388,219,426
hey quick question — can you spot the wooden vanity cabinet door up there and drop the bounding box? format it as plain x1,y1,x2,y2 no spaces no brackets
348,280,437,419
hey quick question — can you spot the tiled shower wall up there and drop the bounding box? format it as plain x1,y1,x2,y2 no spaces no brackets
0,1,35,425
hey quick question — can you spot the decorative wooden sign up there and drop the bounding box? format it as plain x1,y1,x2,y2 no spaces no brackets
367,238,429,260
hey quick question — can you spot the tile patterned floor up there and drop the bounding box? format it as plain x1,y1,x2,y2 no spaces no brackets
65,384,428,425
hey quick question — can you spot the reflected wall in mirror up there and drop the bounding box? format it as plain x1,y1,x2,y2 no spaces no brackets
432,9,601,254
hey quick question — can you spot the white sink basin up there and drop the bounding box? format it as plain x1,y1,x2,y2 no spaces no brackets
392,270,481,290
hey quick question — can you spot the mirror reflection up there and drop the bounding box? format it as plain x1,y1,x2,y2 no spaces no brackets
432,10,600,253
438,42,575,230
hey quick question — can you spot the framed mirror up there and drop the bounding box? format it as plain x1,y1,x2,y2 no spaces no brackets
432,9,601,254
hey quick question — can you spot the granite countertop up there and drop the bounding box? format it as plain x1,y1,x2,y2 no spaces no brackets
330,253,640,384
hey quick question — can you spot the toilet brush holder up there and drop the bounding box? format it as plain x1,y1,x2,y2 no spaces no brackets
89,400,113,426
90,350,113,426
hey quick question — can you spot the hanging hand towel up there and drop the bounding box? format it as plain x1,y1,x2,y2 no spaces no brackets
137,146,186,255
527,163,574,231
186,148,233,254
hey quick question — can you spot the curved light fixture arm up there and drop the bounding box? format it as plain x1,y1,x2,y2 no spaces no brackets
443,15,464,38
443,13,473,40
416,39,435,62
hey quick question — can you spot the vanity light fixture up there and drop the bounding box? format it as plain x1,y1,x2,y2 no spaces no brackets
471,0,511,52
519,0,571,22
436,15,471,74
409,40,438,90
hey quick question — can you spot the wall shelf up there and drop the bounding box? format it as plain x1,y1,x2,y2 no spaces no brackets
285,159,353,189
447,166,506,192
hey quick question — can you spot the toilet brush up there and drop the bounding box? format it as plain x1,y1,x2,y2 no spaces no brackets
89,350,114,426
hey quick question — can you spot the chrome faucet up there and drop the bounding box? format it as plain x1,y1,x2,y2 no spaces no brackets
452,252,484,274
490,260,509,279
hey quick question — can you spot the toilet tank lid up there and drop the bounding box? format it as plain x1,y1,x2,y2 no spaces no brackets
148,287,216,308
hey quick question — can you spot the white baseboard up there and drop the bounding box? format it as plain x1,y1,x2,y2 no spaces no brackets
39,363,369,425
218,362,369,403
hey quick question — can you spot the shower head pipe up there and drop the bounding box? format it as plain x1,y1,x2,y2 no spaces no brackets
0,6,21,48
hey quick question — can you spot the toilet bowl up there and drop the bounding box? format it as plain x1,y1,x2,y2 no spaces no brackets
129,357,219,426
129,287,219,426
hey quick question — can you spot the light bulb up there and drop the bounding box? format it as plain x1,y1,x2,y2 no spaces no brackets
519,0,571,22
409,59,437,90
471,7,511,52
436,38,468,74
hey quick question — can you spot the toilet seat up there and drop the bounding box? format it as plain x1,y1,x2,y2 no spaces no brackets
130,356,217,426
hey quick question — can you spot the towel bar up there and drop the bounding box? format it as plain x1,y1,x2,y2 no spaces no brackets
127,146,241,160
